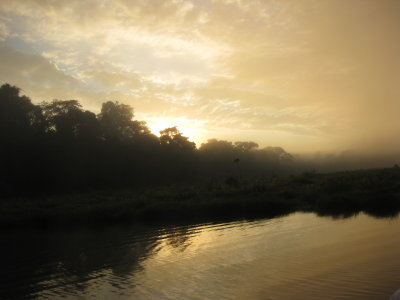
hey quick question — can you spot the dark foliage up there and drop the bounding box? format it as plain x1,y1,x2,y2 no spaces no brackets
0,83,293,195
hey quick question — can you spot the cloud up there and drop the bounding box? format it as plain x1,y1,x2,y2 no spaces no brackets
0,43,78,93
0,0,399,153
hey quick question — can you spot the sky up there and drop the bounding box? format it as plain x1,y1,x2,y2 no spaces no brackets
0,0,399,153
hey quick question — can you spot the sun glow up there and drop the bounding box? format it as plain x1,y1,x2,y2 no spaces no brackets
1,0,399,152
146,116,203,146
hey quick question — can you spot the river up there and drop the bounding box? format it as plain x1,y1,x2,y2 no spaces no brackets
1,212,400,299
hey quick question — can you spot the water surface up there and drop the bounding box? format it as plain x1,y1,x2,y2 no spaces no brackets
1,212,400,299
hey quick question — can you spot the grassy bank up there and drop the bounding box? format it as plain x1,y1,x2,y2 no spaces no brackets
1,166,400,227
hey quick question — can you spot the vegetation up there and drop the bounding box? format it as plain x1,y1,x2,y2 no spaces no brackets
0,83,293,196
0,83,399,227
1,167,400,227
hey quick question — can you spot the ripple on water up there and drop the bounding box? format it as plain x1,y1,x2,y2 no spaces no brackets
1,212,400,300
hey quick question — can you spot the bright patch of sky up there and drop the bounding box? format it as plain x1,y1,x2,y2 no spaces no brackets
0,0,399,153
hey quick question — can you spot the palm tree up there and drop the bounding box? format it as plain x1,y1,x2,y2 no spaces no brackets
233,158,241,180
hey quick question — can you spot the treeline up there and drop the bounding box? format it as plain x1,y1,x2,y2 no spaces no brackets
0,83,293,195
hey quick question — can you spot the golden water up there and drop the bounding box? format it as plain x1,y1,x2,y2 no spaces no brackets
1,212,400,299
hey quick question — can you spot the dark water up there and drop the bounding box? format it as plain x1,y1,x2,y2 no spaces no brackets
1,212,400,300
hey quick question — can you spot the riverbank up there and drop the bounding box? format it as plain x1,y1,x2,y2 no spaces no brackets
1,167,400,227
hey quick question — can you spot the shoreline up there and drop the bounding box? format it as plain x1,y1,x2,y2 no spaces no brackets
1,167,399,228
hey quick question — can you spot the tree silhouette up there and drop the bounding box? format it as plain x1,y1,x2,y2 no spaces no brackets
233,158,242,179
0,84,44,139
0,83,296,194
98,101,149,141
160,126,196,151
234,141,258,152
262,147,293,162
41,100,100,139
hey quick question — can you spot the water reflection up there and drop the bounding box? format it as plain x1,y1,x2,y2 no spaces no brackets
1,213,400,300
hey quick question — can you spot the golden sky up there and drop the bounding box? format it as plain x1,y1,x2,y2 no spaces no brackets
0,0,399,152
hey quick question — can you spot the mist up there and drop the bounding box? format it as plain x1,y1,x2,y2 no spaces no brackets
2,2,400,299
1,83,398,198
0,0,399,153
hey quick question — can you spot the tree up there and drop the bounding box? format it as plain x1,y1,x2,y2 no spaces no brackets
234,141,258,152
199,139,234,153
0,84,45,138
41,100,100,139
262,146,293,162
160,126,196,151
233,158,242,179
98,101,149,141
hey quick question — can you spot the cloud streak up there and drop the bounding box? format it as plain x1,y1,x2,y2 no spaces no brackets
0,0,399,152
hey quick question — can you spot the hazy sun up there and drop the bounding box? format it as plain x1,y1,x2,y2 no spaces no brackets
147,117,201,145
